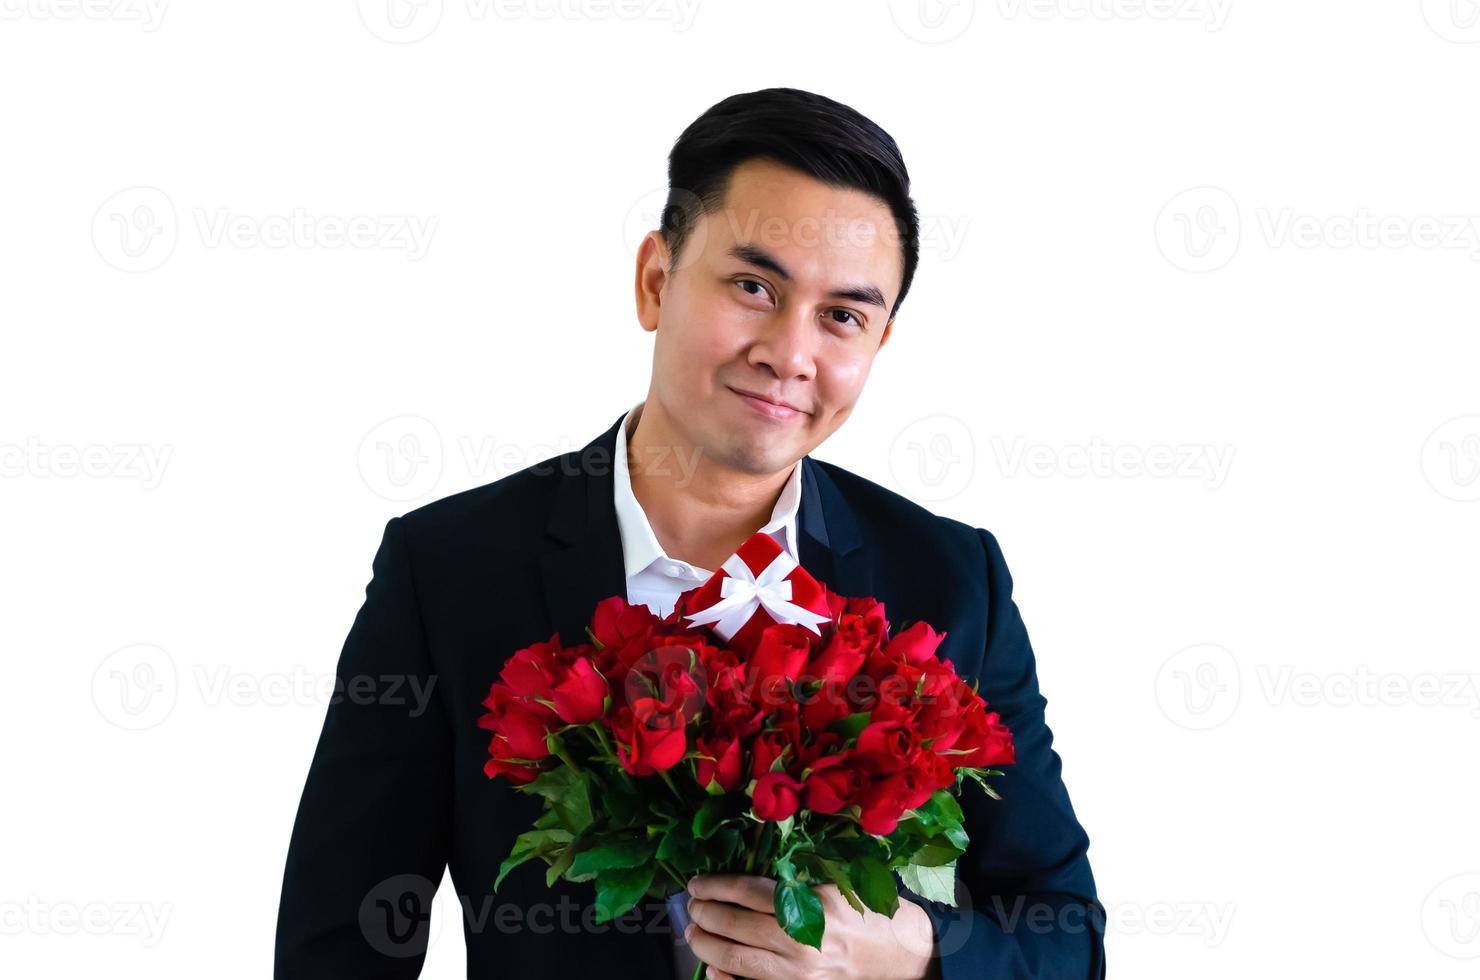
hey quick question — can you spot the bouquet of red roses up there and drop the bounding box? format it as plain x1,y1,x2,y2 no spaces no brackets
478,531,1014,956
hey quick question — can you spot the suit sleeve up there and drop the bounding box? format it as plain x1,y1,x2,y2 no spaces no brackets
274,516,453,978
902,527,1107,979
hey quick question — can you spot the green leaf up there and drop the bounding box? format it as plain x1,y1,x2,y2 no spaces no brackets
899,860,957,906
545,842,577,887
774,877,825,949
656,820,700,867
495,828,573,890
849,855,899,917
569,838,652,878
522,767,594,834
594,861,656,923
693,793,747,840
911,840,965,868
825,711,872,741
815,857,868,917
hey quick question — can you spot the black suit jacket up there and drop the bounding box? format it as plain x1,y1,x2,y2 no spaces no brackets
274,411,1106,979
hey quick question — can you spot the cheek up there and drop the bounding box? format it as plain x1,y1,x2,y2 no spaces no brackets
817,354,871,402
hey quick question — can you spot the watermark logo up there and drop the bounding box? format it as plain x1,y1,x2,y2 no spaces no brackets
358,0,444,43
888,0,975,44
92,644,178,731
1155,186,1241,273
1155,643,1240,730
1421,415,1480,502
360,874,446,956
359,415,444,502
888,415,975,503
1422,873,1480,958
92,186,177,273
1421,0,1480,43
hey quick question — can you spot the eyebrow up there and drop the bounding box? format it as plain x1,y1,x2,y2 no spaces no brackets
726,243,889,310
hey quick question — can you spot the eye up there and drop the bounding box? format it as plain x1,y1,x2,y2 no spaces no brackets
734,277,770,300
827,309,863,330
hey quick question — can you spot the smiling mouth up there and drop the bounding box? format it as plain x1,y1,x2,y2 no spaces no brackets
728,386,805,421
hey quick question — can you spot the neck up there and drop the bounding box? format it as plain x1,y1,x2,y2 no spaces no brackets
626,399,796,571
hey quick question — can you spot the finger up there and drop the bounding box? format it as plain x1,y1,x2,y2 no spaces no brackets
686,922,786,980
687,897,794,955
688,873,776,913
705,968,736,980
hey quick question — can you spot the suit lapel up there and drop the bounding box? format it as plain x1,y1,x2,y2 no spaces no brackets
539,411,876,646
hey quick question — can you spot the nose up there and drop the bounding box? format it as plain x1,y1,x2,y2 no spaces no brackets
748,305,817,384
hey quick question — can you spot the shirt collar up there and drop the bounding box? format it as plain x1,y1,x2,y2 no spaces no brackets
613,400,803,579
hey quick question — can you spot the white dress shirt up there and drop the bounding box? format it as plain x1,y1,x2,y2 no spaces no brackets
614,400,803,620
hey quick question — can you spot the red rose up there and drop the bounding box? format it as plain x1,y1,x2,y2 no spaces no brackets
695,735,743,792
612,696,687,776
916,747,958,792
501,640,560,702
808,612,878,684
748,624,814,708
749,729,794,779
916,676,974,751
953,706,1016,768
752,771,804,821
497,701,558,760
856,775,909,835
483,734,541,784
552,657,608,725
802,754,864,814
799,677,853,732
854,719,922,774
883,620,948,667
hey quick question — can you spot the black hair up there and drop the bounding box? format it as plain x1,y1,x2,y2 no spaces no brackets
660,87,920,320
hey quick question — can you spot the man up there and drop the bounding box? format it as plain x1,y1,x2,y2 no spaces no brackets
275,87,1106,979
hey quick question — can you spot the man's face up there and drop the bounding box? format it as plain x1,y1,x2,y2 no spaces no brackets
634,157,899,476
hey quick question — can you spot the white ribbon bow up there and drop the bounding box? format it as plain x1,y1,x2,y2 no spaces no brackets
683,549,832,641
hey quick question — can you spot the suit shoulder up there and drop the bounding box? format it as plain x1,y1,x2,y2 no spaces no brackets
390,449,574,546
811,457,983,547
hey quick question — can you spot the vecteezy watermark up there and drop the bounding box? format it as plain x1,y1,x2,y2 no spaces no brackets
1255,665,1480,715
988,436,1235,489
622,188,970,271
1421,0,1480,43
1421,415,1480,503
1422,873,1480,959
0,438,173,489
357,0,699,43
356,415,708,503
92,187,437,272
0,0,169,29
1157,644,1480,730
92,643,440,730
888,415,976,503
193,664,439,716
1156,186,1480,272
0,896,173,946
1102,898,1235,946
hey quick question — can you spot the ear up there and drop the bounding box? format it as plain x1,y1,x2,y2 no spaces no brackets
634,231,670,333
877,317,894,350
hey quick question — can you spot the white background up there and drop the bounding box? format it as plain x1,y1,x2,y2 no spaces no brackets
3,2,1478,977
